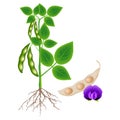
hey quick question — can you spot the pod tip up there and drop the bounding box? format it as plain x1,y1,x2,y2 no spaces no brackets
96,60,101,68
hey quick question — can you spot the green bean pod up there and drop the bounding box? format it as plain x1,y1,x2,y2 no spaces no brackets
28,22,34,37
27,47,38,77
34,21,41,39
18,43,30,73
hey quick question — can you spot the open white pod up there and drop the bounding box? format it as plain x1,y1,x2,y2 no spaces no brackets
58,61,101,96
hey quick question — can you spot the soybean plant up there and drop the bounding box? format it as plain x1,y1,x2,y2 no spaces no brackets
18,3,73,112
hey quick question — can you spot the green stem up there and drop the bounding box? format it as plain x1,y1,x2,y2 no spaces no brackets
38,18,40,30
37,16,44,30
37,16,45,89
38,45,42,88
41,63,57,77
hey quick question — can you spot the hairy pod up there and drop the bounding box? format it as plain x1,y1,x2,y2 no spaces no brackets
27,47,38,77
34,21,41,39
18,43,30,73
28,22,34,37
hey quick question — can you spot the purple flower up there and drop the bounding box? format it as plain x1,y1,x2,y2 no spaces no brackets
83,85,102,100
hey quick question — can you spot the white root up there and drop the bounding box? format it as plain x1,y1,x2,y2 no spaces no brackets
58,61,101,96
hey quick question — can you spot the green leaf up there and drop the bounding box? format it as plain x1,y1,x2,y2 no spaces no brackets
30,37,42,46
33,4,40,15
20,7,32,15
55,42,73,64
44,39,57,48
27,15,35,23
34,4,46,16
40,48,54,66
47,6,62,17
38,23,50,40
52,65,71,80
44,17,55,26
38,4,46,16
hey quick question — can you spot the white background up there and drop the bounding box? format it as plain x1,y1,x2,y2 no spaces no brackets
0,0,120,119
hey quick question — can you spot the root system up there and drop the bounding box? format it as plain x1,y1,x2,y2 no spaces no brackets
19,89,60,112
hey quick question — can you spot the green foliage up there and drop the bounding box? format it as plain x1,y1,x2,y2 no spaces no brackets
30,37,42,46
52,65,71,80
19,4,74,87
55,42,73,64
39,4,46,16
33,4,46,16
20,7,32,15
38,23,50,39
44,39,57,48
44,17,55,26
27,15,35,23
33,4,40,15
40,48,54,66
47,6,62,17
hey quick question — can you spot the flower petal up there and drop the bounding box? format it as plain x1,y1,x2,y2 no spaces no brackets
91,91,98,100
83,85,93,100
83,85,102,100
88,91,92,100
92,85,102,100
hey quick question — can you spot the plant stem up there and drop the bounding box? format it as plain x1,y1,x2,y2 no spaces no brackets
41,63,57,77
38,45,42,88
37,16,44,89
38,18,40,30
37,16,44,30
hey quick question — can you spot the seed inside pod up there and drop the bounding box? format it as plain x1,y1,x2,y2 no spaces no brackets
36,30,38,34
64,88,73,95
32,68,38,75
20,56,25,62
30,61,34,67
86,76,94,83
18,63,23,71
58,61,101,96
30,27,33,31
23,49,27,54
76,83,85,90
